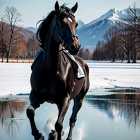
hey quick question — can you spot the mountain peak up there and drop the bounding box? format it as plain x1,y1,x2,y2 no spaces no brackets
25,27,37,33
81,8,128,29
77,8,131,50
77,20,88,29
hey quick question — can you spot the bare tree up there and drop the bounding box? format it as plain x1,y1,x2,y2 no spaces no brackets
103,27,118,62
20,39,27,60
27,36,39,59
127,3,140,62
78,48,93,60
10,36,26,62
116,3,140,63
0,15,9,62
3,6,23,62
116,26,132,63
93,40,102,60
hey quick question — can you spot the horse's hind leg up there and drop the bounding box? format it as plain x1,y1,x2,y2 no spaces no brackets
26,90,45,140
66,90,85,140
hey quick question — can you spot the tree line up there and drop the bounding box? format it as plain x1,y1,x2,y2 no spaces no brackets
1,4,140,63
93,3,140,63
0,6,40,62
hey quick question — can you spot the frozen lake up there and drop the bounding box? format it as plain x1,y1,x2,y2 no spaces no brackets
0,62,140,140
0,62,140,95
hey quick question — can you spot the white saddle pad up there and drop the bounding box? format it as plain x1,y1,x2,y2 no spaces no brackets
76,60,85,79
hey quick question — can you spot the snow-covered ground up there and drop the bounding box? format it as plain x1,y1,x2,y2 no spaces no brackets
0,62,140,96
0,63,31,95
89,62,140,90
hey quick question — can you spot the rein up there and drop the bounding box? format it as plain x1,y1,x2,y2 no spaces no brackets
55,20,78,45
43,46,65,53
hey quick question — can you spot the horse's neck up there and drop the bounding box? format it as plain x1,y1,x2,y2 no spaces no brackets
44,31,62,73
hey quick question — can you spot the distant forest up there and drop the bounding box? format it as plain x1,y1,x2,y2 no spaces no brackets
89,3,140,63
0,4,140,63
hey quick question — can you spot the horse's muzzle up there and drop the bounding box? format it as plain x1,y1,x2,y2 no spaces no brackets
69,43,81,55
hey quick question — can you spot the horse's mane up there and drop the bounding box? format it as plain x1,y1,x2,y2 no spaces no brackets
36,4,73,49
36,10,57,48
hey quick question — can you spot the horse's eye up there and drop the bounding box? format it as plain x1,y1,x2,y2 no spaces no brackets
59,24,64,27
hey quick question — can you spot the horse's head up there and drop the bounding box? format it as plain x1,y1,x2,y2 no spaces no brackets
52,1,81,55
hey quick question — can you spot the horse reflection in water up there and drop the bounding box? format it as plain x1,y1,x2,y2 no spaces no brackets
26,1,89,140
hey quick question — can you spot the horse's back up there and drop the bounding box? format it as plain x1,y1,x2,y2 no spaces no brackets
70,55,90,99
31,53,46,92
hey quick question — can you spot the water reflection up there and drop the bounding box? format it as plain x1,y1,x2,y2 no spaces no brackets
0,96,29,139
85,94,140,132
109,88,140,93
0,94,140,140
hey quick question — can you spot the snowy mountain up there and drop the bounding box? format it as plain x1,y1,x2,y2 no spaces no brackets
25,8,131,50
25,21,88,33
77,20,88,29
77,8,128,50
25,27,37,33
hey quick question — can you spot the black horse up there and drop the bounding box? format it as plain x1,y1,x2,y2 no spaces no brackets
26,1,89,140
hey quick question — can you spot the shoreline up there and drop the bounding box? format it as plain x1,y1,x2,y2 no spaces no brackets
0,59,140,63
0,59,34,63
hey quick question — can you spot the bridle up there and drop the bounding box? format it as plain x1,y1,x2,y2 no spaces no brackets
44,10,78,53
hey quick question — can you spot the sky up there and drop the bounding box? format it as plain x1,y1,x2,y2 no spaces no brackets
0,0,140,28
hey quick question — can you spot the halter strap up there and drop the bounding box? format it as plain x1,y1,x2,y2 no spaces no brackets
43,12,78,54
43,47,65,53
54,15,78,48
63,34,78,41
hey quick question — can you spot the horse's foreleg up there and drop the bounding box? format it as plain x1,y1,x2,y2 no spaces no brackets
26,105,38,136
26,91,45,140
27,105,44,140
67,92,84,140
55,94,71,140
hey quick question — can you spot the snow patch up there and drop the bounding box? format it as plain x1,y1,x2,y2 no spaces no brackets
88,62,140,93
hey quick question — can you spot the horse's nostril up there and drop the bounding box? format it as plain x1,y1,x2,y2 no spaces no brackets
70,44,76,50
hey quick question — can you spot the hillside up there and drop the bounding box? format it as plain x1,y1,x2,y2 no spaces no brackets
14,8,136,50
0,22,36,41
25,27,38,34
18,27,36,41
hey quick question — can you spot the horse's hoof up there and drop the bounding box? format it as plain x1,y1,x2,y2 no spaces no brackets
48,130,64,140
61,131,65,137
66,137,72,140
48,130,57,140
35,133,45,140
40,135,45,140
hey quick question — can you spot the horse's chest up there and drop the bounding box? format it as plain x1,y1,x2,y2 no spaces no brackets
49,73,67,96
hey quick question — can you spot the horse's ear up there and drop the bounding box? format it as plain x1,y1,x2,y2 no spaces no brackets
55,1,60,12
71,2,78,13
